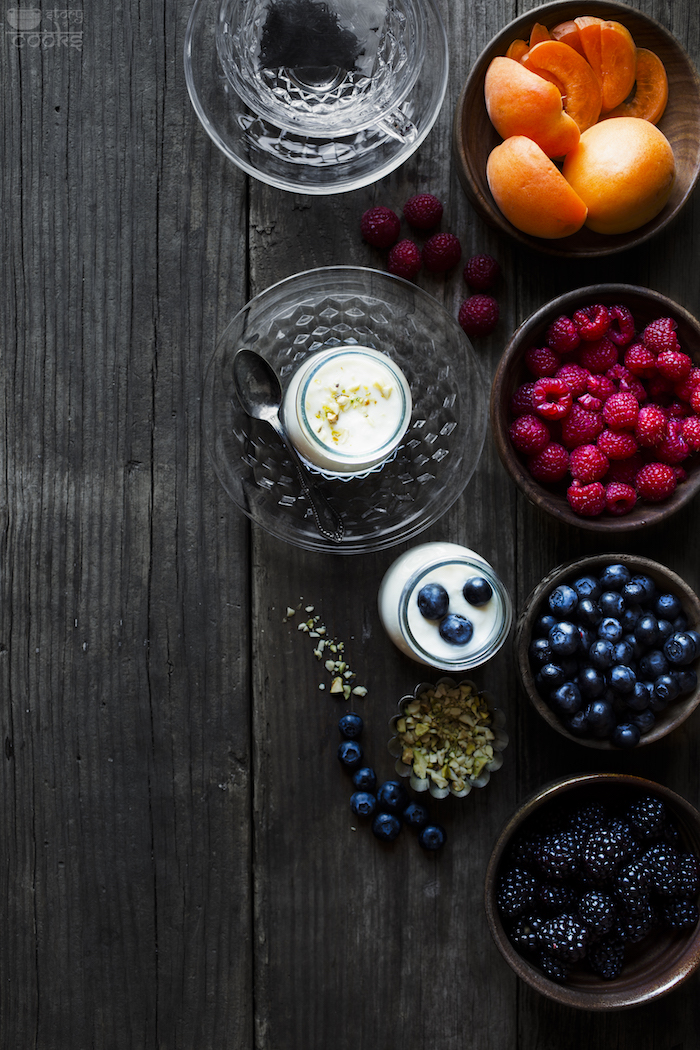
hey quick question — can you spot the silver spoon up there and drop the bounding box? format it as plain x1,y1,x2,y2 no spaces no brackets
233,348,345,543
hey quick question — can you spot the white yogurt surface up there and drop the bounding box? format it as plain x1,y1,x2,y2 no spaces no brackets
282,345,411,475
378,542,513,670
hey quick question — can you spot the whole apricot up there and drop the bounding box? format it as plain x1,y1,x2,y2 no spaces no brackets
562,117,675,234
484,56,580,158
487,136,588,239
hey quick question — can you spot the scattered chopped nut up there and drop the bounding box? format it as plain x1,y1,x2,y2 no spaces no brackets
286,597,368,700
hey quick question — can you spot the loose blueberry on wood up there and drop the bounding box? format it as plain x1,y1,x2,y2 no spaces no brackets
403,801,429,829
376,780,409,814
350,791,377,818
372,811,401,842
337,739,363,769
351,766,377,792
418,823,447,851
417,583,449,620
338,712,363,739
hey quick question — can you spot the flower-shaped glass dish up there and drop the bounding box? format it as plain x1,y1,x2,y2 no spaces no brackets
387,677,508,799
202,267,488,554
184,0,448,194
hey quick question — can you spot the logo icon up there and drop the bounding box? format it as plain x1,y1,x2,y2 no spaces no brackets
6,7,41,30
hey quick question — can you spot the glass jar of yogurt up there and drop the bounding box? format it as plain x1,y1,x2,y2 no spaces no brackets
378,542,513,671
281,344,412,477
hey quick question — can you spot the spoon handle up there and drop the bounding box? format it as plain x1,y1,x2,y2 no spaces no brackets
268,419,345,543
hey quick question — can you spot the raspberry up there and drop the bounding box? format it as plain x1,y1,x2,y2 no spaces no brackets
587,374,616,401
666,399,690,419
422,232,461,272
577,392,603,412
525,345,560,377
607,304,636,347
604,453,645,486
546,315,581,354
458,294,499,337
681,415,700,451
578,336,619,374
635,462,677,501
528,442,569,482
510,381,537,416
532,377,573,420
567,479,606,516
656,419,689,464
569,444,609,482
508,414,550,454
387,239,422,279
616,371,647,403
463,253,500,290
561,404,604,448
624,342,657,377
635,404,667,447
642,316,679,354
646,373,675,402
556,362,589,397
674,366,700,402
674,465,688,484
597,428,639,459
360,205,401,248
691,387,700,413
602,392,639,430
656,349,692,381
403,193,443,230
605,482,637,516
573,304,611,341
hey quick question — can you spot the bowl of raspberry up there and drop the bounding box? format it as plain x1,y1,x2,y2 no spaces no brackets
516,553,700,749
485,772,700,1009
491,284,700,531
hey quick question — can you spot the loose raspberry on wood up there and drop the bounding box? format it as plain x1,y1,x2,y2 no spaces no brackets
403,193,443,230
387,239,422,280
458,294,499,337
360,205,401,248
463,253,500,290
422,232,462,272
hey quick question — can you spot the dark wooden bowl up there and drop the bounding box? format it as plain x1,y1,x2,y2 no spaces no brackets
490,284,700,531
452,0,700,257
515,553,700,749
485,773,700,1009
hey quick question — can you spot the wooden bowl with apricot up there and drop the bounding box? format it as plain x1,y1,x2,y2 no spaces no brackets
490,284,700,531
453,0,700,257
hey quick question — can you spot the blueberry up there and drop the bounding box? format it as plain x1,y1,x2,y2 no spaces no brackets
577,598,602,627
627,681,653,712
634,614,660,647
597,617,623,643
535,613,557,636
639,649,668,679
609,664,636,694
577,625,597,652
549,621,580,656
657,619,673,644
623,575,656,605
623,633,644,661
550,682,582,715
337,740,363,769
439,614,473,646
338,712,363,739
352,766,377,792
621,605,642,632
376,780,409,814
372,812,401,842
585,699,616,738
599,591,625,617
611,722,641,749
675,668,698,695
463,576,493,606
566,710,590,736
648,691,668,714
611,639,634,666
599,564,631,591
654,674,680,703
573,575,601,600
536,663,568,693
577,666,605,699
664,631,698,666
672,614,690,632
350,791,377,818
655,593,683,621
418,823,447,851
589,638,615,670
403,801,429,829
529,637,553,667
417,583,449,620
632,709,656,734
548,584,578,617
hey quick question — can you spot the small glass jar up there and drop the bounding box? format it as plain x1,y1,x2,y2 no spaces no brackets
378,542,513,671
281,345,412,477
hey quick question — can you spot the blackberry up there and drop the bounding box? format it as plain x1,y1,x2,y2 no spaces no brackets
614,859,651,914
538,950,570,983
643,842,680,895
581,827,630,882
672,853,700,898
570,801,608,838
508,830,545,870
607,818,637,859
615,902,656,944
588,935,625,980
538,914,589,963
536,830,580,880
538,881,578,914
659,898,699,930
578,889,617,937
626,796,667,839
509,914,543,955
497,866,539,919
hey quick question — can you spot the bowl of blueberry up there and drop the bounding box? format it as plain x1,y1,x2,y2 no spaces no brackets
517,554,700,749
485,773,700,1009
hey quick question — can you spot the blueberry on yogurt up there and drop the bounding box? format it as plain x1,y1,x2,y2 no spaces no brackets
463,576,493,606
417,583,449,620
439,614,474,646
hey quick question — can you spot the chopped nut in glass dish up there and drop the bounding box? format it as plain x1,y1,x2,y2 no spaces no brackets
388,678,508,800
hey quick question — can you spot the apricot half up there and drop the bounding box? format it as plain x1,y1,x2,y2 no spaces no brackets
551,20,585,56
485,56,580,158
603,48,668,124
599,21,637,111
487,135,588,239
562,117,675,234
522,40,603,133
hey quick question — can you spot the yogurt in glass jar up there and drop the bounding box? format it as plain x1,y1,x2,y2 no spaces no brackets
281,345,412,476
378,542,513,671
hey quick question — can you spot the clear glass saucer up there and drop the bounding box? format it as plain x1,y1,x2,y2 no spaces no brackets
184,0,448,194
202,267,488,554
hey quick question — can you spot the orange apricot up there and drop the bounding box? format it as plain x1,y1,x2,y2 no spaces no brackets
506,38,529,62
562,117,675,234
529,23,551,47
574,15,603,76
522,40,603,133
487,135,588,239
602,48,669,124
550,20,585,56
484,56,581,158
599,20,637,110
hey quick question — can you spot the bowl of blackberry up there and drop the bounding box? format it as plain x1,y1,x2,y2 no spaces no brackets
485,773,700,1009
491,284,700,532
516,553,700,749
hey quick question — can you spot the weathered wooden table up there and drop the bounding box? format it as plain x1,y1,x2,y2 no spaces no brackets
3,0,700,1046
